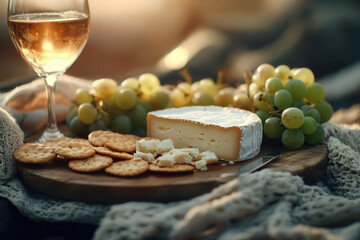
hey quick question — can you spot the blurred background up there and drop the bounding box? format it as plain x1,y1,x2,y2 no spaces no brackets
1,0,360,109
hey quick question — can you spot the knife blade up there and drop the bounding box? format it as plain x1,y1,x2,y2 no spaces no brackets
220,151,282,179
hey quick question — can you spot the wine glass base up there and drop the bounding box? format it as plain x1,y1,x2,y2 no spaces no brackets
39,129,64,143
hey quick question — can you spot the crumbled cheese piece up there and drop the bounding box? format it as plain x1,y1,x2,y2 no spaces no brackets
167,150,193,164
136,138,161,155
156,154,175,167
169,148,199,159
134,151,155,163
156,139,174,155
229,161,234,165
195,159,207,171
196,151,218,164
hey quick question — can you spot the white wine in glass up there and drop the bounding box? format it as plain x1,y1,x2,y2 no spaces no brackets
8,0,90,142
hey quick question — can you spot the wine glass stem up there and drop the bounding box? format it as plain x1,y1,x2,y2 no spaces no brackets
45,74,57,131
39,74,64,142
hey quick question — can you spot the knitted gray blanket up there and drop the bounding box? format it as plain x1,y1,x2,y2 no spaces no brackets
1,79,359,240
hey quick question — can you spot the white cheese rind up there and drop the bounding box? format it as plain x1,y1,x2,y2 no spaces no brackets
147,106,262,161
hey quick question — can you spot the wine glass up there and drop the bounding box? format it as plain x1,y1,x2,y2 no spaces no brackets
7,0,90,142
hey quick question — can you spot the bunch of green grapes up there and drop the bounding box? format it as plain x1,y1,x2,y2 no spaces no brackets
66,73,162,137
247,64,333,149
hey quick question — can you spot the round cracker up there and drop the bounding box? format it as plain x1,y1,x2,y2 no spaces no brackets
105,159,149,177
104,133,137,153
93,146,134,160
13,143,55,164
149,164,195,173
88,130,112,147
68,154,113,173
53,141,95,159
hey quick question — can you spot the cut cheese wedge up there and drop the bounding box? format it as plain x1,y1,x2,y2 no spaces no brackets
147,106,262,161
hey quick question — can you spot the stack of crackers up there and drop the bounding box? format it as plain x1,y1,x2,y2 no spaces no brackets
13,130,197,177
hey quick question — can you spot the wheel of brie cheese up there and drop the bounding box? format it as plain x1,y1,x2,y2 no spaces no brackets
147,106,263,161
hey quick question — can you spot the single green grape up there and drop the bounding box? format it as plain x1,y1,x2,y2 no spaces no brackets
89,120,108,132
253,92,272,111
252,63,275,87
306,83,325,104
285,79,307,101
292,68,315,87
138,73,161,100
214,87,234,107
170,86,192,107
282,128,305,150
233,93,253,110
192,91,214,106
75,88,92,104
274,89,293,110
116,88,137,110
301,116,317,134
304,123,325,145
78,103,98,125
256,110,270,125
281,107,304,129
120,77,139,91
275,65,291,85
110,115,132,134
198,78,218,97
265,77,283,95
92,78,117,99
127,103,147,129
150,89,170,110
264,117,285,139
314,101,333,123
69,116,89,138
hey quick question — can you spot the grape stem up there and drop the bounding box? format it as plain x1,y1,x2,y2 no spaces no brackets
216,70,223,89
258,93,282,117
97,100,108,119
180,68,192,84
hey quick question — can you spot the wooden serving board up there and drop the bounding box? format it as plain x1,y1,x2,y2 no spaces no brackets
17,140,327,204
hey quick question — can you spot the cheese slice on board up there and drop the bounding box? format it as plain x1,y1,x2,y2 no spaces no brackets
147,106,263,161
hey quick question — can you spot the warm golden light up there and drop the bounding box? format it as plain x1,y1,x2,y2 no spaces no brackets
162,47,190,70
42,41,53,51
